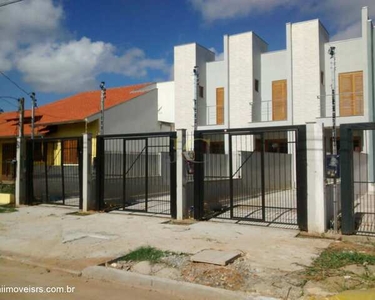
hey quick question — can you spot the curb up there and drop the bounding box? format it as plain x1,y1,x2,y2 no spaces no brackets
82,265,278,300
0,255,82,277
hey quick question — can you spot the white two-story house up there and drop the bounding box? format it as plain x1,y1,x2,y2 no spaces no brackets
171,7,374,156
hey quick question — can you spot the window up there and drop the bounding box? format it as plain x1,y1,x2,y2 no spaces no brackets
33,142,44,161
331,137,362,153
199,86,204,98
1,143,16,180
272,80,287,121
63,140,79,164
202,140,224,154
254,79,259,92
320,71,324,85
339,71,363,116
255,139,288,153
216,87,224,125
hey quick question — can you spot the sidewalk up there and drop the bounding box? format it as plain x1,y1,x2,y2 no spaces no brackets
0,205,331,273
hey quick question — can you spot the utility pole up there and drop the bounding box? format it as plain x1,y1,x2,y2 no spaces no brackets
329,46,339,233
99,82,106,135
193,66,199,131
30,92,36,139
18,97,24,138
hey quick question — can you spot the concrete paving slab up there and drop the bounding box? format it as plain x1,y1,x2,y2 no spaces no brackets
191,249,242,266
0,206,332,272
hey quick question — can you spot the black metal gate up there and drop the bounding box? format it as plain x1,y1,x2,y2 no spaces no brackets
96,132,176,218
26,137,83,208
194,126,307,230
341,123,375,235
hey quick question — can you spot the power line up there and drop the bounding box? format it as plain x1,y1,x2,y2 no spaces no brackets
1,98,19,109
0,96,20,111
0,0,23,8
0,71,30,96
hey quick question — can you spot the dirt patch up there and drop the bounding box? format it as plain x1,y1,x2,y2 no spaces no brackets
106,239,375,300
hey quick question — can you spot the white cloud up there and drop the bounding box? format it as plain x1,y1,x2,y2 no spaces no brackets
1,0,170,93
168,64,174,81
331,21,361,41
301,0,371,40
16,38,169,93
189,0,373,40
209,47,224,61
0,0,64,71
189,0,295,22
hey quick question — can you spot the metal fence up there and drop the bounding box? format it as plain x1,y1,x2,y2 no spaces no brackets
193,126,307,230
96,132,176,217
26,137,83,207
341,124,375,235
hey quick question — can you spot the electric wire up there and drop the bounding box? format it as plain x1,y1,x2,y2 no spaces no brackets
0,71,30,96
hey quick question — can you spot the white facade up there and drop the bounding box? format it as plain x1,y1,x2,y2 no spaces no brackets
166,7,374,133
157,81,175,124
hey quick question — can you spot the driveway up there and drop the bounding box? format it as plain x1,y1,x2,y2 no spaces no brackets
0,205,331,272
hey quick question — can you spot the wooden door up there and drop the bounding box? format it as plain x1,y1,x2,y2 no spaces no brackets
216,87,224,125
272,80,287,121
339,71,363,116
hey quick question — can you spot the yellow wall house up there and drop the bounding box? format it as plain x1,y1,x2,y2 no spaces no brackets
0,83,153,178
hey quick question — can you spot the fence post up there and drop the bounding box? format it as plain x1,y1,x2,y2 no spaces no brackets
296,125,308,231
15,137,26,206
194,131,204,220
176,129,187,219
306,123,326,233
82,133,93,212
340,125,354,234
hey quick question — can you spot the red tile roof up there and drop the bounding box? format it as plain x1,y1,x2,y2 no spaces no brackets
0,83,152,138
0,111,36,138
36,83,151,126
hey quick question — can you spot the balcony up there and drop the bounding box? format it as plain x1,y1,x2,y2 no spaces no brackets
319,92,363,118
251,100,287,122
198,105,224,126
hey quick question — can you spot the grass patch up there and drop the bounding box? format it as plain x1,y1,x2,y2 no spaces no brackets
118,246,176,264
0,184,15,194
305,247,375,281
0,204,17,213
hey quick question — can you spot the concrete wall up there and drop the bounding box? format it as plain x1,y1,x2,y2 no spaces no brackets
259,50,287,122
203,61,225,125
252,35,268,122
291,20,322,125
101,152,171,207
319,23,329,118
228,32,254,128
157,81,175,124
186,151,293,213
104,90,161,134
174,43,215,133
323,38,363,119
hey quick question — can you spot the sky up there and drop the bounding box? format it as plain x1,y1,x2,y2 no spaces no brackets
0,0,374,111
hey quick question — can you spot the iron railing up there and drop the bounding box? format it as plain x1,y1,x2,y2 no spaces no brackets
319,92,364,118
96,132,177,217
193,126,308,230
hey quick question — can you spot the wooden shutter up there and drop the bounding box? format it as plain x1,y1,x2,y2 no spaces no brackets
272,80,287,121
353,72,363,115
63,140,78,164
339,71,363,116
216,87,224,125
